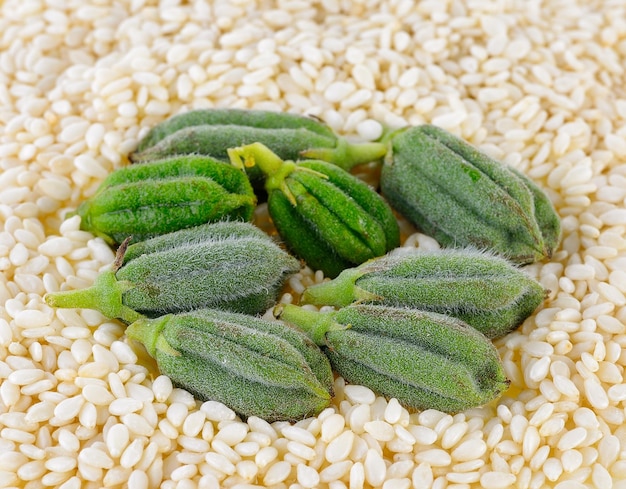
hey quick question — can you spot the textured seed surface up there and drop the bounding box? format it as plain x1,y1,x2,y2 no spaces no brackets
3,1,624,488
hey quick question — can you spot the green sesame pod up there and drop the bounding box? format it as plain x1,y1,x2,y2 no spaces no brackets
267,192,353,277
302,248,546,339
93,153,253,196
228,143,400,278
131,126,332,184
44,221,301,322
134,108,338,153
276,303,510,414
126,308,333,422
119,218,271,262
130,108,387,172
509,167,562,257
73,155,256,245
380,125,561,264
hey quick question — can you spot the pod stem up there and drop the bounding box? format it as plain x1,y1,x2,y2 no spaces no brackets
301,268,367,307
228,143,328,205
126,315,171,358
44,270,142,324
274,304,344,346
228,142,285,174
300,138,388,170
228,143,294,199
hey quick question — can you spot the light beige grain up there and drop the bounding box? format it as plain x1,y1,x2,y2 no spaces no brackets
2,0,626,487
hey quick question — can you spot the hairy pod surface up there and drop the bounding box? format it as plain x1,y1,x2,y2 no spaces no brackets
45,221,301,322
130,108,387,173
302,248,546,338
133,108,337,153
126,309,333,422
380,125,561,264
276,303,509,414
228,143,400,278
73,155,256,245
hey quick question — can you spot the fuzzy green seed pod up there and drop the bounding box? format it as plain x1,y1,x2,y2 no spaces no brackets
380,125,561,264
302,248,546,339
72,155,256,245
276,303,509,414
126,308,334,421
130,108,387,173
228,143,400,278
45,221,300,322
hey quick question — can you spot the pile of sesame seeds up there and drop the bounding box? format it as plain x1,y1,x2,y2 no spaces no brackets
1,0,626,488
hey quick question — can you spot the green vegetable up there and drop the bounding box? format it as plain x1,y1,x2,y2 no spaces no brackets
228,143,400,278
45,221,300,321
73,154,256,245
380,124,561,264
126,308,334,422
301,248,545,339
276,303,510,413
130,108,387,175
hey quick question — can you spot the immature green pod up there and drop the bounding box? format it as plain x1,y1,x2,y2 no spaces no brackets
228,143,400,278
126,308,334,421
380,125,561,264
276,303,509,414
45,221,300,322
130,108,387,172
73,155,256,245
301,248,546,339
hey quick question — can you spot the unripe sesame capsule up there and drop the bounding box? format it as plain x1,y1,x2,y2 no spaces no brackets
73,154,256,245
228,143,400,278
130,108,387,173
380,125,561,264
276,303,509,414
45,221,300,322
126,308,334,422
302,248,546,339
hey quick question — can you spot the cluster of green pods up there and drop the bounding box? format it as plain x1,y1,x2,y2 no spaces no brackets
46,221,332,421
46,108,561,420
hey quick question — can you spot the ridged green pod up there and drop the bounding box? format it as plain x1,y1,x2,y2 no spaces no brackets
380,125,561,264
73,155,256,245
45,221,300,322
301,248,546,339
130,108,387,173
276,303,509,414
228,143,400,278
126,308,334,422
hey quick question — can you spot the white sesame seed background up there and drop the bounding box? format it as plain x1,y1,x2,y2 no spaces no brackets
1,1,626,488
